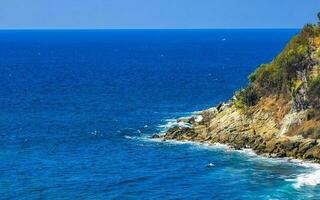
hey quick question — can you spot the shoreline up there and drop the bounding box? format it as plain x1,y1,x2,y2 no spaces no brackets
144,133,320,189
148,23,320,189
149,135,316,167
151,24,320,166
152,98,320,163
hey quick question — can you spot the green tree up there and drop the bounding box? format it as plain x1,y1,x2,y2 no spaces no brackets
318,12,320,25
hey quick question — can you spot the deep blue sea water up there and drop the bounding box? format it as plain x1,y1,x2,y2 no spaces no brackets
1,29,320,199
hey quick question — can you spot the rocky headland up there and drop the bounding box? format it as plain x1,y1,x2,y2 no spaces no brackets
153,22,320,162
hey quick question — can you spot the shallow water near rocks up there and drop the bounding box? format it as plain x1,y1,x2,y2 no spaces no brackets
1,29,319,199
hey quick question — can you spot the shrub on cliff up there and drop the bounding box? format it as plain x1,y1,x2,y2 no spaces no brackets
307,75,320,109
249,63,283,95
234,19,320,111
247,24,319,99
235,85,259,108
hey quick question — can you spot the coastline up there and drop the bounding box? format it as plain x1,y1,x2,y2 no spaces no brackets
145,127,320,189
152,24,320,164
152,102,320,163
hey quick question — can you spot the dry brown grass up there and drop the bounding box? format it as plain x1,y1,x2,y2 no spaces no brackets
312,37,320,48
287,109,320,139
248,95,291,123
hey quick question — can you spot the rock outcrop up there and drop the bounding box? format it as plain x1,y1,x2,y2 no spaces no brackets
154,23,320,162
161,100,320,161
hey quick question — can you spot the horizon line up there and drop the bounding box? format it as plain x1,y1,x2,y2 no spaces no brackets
0,27,301,31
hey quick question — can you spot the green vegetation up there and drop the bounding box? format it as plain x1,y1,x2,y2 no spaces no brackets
248,63,283,95
235,19,320,109
235,85,259,109
307,75,320,109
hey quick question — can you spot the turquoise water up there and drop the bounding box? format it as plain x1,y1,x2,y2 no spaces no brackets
1,29,319,199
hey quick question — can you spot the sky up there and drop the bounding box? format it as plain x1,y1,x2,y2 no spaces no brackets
0,0,319,29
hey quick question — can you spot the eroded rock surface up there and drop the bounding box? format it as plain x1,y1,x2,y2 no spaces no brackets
157,99,320,162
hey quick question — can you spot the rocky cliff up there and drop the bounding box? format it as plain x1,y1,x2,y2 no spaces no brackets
154,23,320,162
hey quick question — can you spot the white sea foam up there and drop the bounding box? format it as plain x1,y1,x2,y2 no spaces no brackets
192,110,203,115
124,135,135,139
207,163,215,167
247,156,320,189
193,140,320,189
234,148,257,157
194,115,203,122
293,169,320,189
154,115,320,189
147,135,320,189
157,118,191,132
157,112,205,132
201,142,230,150
283,160,320,188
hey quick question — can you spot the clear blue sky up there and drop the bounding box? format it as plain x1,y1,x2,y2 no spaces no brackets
0,0,319,29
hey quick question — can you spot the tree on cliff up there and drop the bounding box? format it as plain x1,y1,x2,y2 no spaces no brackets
318,12,320,25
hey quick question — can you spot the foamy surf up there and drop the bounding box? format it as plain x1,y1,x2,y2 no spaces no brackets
194,115,203,122
293,169,320,188
145,135,320,189
282,161,320,189
157,117,191,133
157,112,204,132
124,135,137,140
151,116,320,190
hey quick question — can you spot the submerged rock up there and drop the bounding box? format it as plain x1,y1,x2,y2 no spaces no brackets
151,134,161,139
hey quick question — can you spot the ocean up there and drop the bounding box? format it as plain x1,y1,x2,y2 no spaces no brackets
1,29,319,199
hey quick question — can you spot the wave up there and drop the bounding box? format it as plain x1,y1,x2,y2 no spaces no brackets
199,142,320,189
156,112,204,133
293,169,320,189
143,135,320,189
131,114,320,190
124,135,136,140
157,118,191,133
194,115,203,123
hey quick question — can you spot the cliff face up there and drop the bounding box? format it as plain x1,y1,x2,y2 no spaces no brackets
157,24,320,162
